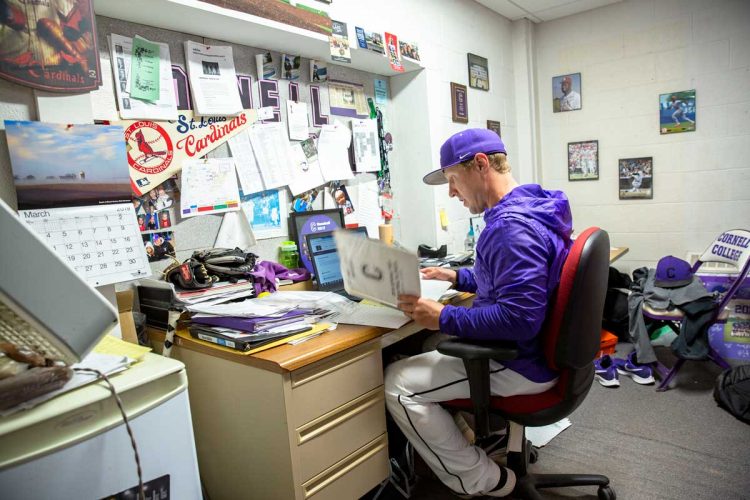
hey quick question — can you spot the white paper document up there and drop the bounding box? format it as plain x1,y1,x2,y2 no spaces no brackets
288,141,325,196
526,418,572,447
184,41,243,116
228,131,265,195
215,210,256,249
349,176,382,236
286,100,309,140
334,230,421,308
257,107,276,121
109,34,178,120
351,118,381,172
180,158,241,217
318,122,354,182
335,302,410,329
420,279,454,301
248,122,295,190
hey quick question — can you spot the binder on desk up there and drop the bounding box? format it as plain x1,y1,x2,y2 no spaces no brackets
177,323,332,355
189,324,312,352
191,309,310,333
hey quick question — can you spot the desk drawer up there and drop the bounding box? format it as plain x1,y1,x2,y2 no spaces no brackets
301,433,388,500
297,386,385,482
290,344,382,427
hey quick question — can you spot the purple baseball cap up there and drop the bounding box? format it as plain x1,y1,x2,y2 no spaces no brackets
423,128,507,185
654,255,693,288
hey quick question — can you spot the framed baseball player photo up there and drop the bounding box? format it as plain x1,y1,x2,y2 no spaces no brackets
467,53,489,91
567,140,598,181
552,73,582,112
618,157,653,200
659,89,696,134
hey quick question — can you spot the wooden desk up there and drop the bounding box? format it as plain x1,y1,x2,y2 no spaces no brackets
609,246,628,264
169,246,628,500
170,291,472,500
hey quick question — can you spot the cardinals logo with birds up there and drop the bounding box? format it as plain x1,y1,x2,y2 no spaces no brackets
125,121,174,176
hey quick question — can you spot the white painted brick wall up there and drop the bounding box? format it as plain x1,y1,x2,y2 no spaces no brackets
535,0,750,274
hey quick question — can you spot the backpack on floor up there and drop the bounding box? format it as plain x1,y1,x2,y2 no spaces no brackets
713,365,750,424
602,267,632,340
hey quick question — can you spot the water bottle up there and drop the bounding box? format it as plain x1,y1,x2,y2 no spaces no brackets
279,241,299,269
464,224,476,253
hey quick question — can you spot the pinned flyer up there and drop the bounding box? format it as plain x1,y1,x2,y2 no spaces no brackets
385,33,404,72
330,20,351,63
184,41,243,116
180,158,241,218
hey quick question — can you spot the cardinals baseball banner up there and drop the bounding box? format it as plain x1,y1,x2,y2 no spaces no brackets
0,0,102,92
116,109,257,195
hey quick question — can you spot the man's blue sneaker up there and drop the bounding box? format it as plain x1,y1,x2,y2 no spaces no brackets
593,354,619,387
614,351,655,385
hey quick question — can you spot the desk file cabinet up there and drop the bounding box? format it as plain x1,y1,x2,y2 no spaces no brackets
173,338,389,499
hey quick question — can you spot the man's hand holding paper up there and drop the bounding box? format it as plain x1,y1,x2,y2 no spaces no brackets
334,229,420,308
397,295,443,330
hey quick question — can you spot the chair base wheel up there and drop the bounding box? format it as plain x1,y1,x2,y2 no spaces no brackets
598,485,616,500
529,446,539,464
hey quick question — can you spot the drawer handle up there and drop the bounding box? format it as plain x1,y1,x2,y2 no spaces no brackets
297,387,384,445
303,434,387,498
292,347,378,388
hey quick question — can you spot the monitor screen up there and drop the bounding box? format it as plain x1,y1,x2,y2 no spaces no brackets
306,228,369,290
308,233,344,289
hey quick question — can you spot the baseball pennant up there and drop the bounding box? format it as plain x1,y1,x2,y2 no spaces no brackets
116,109,257,195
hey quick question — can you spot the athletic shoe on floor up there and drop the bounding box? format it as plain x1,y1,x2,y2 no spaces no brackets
594,354,620,387
458,466,516,498
615,351,655,385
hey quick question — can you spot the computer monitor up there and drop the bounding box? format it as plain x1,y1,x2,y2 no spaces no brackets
0,198,118,364
306,227,368,292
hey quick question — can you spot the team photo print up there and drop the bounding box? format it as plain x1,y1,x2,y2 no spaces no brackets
567,140,599,181
619,157,653,200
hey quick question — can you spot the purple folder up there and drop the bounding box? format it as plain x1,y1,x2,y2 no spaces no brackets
192,309,309,333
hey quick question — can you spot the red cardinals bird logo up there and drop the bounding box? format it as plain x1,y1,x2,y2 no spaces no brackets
135,130,167,163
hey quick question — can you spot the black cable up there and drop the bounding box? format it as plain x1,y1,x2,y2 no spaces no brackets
73,367,145,500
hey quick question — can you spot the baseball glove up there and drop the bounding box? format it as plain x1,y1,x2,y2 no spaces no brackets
163,257,217,290
191,248,258,283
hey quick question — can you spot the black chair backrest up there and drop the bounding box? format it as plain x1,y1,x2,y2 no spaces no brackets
543,227,610,371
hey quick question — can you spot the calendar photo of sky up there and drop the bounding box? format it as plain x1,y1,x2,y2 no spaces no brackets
5,120,131,210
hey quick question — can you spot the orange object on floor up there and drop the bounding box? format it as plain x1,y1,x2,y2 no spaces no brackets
597,330,618,359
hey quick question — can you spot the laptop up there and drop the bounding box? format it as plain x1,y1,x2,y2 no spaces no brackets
306,227,368,301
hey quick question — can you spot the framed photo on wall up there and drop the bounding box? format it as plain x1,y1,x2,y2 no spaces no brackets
567,140,598,181
467,53,489,90
659,90,696,134
487,120,501,137
552,73,582,112
451,82,469,123
618,157,653,200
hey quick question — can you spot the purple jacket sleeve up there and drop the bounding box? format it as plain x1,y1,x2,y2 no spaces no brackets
455,267,478,293
438,219,551,341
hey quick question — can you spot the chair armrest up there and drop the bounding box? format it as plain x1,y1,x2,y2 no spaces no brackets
437,339,519,361
437,339,518,440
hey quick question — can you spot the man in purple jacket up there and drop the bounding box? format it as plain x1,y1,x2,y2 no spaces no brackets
387,128,573,498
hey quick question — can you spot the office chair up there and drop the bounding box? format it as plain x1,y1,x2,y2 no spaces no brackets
438,227,615,499
643,229,750,392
